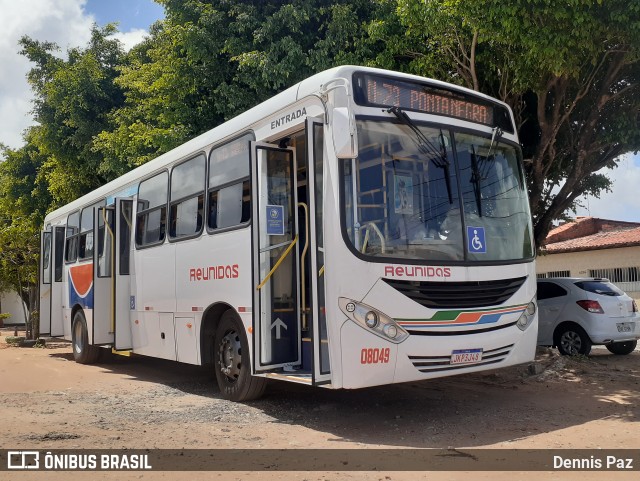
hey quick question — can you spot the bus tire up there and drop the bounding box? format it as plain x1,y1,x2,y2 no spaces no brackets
606,340,637,355
214,310,267,402
71,311,100,364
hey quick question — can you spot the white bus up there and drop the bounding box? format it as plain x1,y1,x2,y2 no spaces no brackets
39,66,537,401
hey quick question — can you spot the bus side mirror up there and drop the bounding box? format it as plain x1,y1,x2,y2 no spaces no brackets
332,107,358,159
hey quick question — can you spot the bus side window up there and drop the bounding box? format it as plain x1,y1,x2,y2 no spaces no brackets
54,227,65,281
78,200,104,260
136,171,168,248
208,133,253,231
42,232,52,284
169,154,206,240
65,211,80,263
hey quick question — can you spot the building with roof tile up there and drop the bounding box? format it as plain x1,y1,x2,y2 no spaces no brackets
537,217,640,299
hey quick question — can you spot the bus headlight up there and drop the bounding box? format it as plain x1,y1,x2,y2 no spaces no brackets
517,300,537,331
365,311,379,328
383,324,398,338
339,298,409,344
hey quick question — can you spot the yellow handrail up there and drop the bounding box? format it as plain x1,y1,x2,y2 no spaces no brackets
298,202,309,330
256,235,298,290
361,227,370,253
102,209,116,332
361,222,386,253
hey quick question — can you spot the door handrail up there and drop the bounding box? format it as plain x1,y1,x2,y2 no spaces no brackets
361,222,386,253
298,202,309,330
101,208,116,332
259,239,293,253
256,235,298,291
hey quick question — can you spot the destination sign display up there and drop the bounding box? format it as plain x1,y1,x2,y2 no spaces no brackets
353,72,512,132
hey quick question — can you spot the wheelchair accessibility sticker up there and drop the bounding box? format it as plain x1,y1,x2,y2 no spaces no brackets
467,226,486,254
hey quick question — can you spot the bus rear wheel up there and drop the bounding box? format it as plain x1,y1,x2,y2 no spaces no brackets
72,311,100,364
214,310,266,402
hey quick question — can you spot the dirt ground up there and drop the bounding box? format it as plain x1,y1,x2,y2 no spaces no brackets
0,327,638,481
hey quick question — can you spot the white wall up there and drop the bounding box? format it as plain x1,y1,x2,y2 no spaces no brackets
0,290,27,324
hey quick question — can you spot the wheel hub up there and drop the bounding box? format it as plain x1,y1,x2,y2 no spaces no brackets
560,331,581,355
218,329,242,382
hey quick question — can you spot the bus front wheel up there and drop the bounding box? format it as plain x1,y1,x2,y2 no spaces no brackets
214,310,267,402
71,311,100,364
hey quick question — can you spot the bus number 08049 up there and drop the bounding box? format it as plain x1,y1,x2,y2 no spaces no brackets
360,348,390,364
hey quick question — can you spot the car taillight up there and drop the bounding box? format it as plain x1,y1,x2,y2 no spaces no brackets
576,300,604,314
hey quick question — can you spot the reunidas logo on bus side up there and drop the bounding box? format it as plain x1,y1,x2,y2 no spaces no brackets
189,265,239,282
270,107,307,130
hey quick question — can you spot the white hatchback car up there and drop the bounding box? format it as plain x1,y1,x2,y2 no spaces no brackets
537,277,640,356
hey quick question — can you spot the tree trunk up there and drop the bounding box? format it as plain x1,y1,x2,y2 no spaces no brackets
16,270,32,339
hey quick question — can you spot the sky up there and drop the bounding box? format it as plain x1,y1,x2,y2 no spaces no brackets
573,154,640,223
0,0,638,224
0,0,163,149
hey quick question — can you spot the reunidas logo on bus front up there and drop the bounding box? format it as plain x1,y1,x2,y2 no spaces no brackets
384,265,451,278
189,265,239,282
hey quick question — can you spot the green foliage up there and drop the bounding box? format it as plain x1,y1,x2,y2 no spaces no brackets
19,24,127,204
0,126,53,338
390,0,640,244
95,0,383,166
0,139,48,297
3,0,638,273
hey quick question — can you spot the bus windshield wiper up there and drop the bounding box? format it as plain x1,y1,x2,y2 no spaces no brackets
470,127,503,217
387,106,453,204
487,126,503,160
470,145,483,217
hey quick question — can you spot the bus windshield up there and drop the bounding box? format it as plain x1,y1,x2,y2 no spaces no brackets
342,119,534,262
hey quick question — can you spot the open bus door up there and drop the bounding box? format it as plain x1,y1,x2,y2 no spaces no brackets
50,226,65,337
114,198,133,350
39,231,52,335
251,142,301,372
93,206,115,345
306,117,331,384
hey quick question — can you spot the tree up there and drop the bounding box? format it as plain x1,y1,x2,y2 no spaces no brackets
19,24,127,205
381,0,640,245
6,24,127,337
95,0,383,166
0,137,52,338
94,16,233,169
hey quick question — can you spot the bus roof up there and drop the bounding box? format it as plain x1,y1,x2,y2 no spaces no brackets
44,65,511,225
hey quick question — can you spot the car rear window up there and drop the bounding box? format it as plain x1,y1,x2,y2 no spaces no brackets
574,281,624,297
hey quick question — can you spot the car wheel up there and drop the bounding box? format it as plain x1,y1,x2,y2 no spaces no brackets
71,311,100,364
606,340,637,355
555,324,592,356
213,310,267,402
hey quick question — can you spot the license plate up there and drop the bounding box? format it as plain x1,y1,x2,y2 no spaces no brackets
616,323,632,333
451,348,483,365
